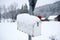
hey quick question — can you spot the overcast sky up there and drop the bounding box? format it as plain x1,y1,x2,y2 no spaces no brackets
0,0,59,9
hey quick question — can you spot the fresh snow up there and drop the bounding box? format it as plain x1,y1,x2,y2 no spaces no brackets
0,14,60,40
0,21,60,40
48,15,58,21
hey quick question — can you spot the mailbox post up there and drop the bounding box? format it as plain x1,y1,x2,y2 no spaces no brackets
28,0,37,40
28,35,31,40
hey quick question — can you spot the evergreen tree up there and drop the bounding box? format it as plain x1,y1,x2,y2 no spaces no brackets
21,4,28,13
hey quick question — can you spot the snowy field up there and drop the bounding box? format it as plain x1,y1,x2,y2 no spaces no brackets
0,21,60,40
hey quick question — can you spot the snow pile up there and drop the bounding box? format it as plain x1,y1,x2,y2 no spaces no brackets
48,15,58,21
17,14,41,36
17,14,40,25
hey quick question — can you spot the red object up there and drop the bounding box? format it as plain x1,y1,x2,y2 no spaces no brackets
38,16,42,20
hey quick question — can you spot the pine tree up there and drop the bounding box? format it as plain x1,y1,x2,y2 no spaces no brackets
21,4,28,13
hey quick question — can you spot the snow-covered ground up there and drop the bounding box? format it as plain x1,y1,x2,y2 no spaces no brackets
0,22,28,40
0,21,60,40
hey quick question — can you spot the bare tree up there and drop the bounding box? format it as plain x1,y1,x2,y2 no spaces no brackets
8,2,18,11
0,6,2,20
7,2,18,21
2,5,7,19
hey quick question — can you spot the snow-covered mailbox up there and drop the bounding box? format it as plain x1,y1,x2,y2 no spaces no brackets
17,14,41,37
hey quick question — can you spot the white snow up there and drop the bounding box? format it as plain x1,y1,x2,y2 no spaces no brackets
0,21,60,40
48,15,58,21
0,14,60,40
0,22,28,40
17,14,40,23
41,18,45,20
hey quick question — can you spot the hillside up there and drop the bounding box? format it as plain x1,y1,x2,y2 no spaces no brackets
34,1,60,18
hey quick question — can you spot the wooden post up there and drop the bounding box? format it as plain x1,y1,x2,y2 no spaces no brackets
28,35,32,40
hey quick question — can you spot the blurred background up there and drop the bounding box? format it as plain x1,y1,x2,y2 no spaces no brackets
0,0,60,22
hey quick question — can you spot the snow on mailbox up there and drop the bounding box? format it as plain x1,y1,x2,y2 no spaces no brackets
17,13,41,37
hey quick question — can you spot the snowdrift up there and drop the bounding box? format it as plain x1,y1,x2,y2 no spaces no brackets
0,21,60,40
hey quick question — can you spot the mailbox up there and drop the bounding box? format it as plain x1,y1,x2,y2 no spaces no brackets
17,13,41,37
